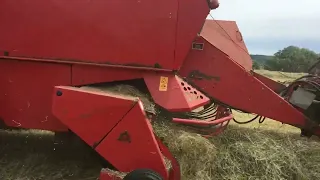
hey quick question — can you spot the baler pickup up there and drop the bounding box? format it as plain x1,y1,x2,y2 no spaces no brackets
178,19,320,137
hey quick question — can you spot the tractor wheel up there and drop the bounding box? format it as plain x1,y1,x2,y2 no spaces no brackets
123,169,163,180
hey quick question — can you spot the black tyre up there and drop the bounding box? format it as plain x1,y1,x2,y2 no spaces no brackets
123,169,164,180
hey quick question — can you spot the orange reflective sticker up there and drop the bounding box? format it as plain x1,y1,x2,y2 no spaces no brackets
159,76,168,91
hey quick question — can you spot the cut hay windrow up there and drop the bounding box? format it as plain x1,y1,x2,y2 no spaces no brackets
79,84,320,180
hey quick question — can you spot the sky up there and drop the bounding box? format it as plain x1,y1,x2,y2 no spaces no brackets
207,0,320,55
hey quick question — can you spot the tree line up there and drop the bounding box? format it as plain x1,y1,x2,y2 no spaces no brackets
251,46,319,73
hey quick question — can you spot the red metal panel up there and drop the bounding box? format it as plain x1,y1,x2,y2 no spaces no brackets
0,0,178,69
96,102,169,179
200,20,252,70
155,136,181,180
144,74,210,112
71,65,145,86
178,37,315,129
252,71,286,93
0,59,71,131
174,0,210,69
51,86,136,147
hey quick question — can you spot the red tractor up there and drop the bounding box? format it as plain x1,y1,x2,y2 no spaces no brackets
0,0,319,179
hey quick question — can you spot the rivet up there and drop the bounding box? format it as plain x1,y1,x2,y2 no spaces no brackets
56,90,63,96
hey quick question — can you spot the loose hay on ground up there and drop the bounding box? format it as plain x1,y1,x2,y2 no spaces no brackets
153,122,320,180
79,84,157,114
91,84,320,180
2,80,320,180
153,122,217,180
2,122,320,180
0,130,102,180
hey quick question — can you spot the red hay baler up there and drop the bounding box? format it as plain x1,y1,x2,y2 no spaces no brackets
0,0,319,179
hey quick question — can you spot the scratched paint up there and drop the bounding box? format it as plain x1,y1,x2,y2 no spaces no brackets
187,70,220,81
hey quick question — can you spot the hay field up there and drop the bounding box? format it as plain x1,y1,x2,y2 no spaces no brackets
1,70,320,180
255,70,306,84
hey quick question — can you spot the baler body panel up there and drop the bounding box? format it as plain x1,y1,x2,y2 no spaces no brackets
0,0,209,70
173,0,210,69
200,20,252,71
0,60,70,131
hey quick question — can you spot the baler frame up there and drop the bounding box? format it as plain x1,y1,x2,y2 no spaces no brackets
1,0,320,179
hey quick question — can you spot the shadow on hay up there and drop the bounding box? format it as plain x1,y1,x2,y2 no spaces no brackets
0,130,102,180
2,123,320,180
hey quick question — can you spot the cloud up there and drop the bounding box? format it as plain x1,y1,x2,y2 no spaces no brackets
207,0,320,54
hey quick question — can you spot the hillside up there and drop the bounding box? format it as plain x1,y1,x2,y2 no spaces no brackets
250,54,273,64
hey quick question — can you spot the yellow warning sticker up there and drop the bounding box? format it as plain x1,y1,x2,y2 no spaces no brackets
159,76,168,91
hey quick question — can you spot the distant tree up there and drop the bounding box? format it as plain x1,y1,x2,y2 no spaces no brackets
250,55,273,65
264,46,319,72
252,61,261,69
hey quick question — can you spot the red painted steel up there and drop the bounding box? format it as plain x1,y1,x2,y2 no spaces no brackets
0,56,212,132
178,35,317,130
0,59,70,131
173,0,210,69
0,0,214,70
172,105,232,138
0,0,177,69
156,137,181,180
99,139,182,180
95,102,169,179
202,106,232,138
52,86,136,147
52,86,174,179
2,0,320,179
144,74,210,112
252,71,287,93
71,65,145,86
200,20,253,70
